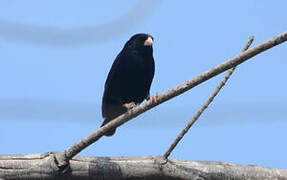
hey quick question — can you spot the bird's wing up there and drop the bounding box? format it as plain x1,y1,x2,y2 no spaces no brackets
104,53,122,89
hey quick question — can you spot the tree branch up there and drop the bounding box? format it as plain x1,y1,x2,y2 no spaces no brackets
63,31,287,164
163,36,255,159
1,33,287,179
0,154,286,180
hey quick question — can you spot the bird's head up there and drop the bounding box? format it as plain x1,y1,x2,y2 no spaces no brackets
124,33,154,54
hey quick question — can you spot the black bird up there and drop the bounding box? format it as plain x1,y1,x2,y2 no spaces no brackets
101,33,155,136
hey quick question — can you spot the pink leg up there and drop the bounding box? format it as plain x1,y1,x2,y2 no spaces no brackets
148,93,159,103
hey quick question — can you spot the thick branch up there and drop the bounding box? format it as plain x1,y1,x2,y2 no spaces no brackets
64,31,287,161
0,154,286,180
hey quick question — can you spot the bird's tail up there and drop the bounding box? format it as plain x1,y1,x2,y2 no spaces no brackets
100,118,116,136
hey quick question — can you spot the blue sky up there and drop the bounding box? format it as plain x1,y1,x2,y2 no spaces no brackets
0,0,286,169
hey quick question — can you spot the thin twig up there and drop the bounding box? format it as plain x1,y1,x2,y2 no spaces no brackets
64,31,287,161
163,36,255,159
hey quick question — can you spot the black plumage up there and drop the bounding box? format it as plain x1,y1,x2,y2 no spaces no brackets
101,33,155,136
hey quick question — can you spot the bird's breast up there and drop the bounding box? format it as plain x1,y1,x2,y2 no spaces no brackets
116,56,153,103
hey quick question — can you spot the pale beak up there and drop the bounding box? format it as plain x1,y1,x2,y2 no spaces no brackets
144,36,153,46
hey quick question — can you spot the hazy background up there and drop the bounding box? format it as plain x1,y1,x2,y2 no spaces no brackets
0,0,286,169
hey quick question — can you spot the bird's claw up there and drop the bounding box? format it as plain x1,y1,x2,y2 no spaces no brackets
148,93,159,103
123,102,136,110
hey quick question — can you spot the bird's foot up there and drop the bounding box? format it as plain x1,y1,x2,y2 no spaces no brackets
123,102,136,111
148,93,159,103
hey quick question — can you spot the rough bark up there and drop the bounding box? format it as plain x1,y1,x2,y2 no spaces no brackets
0,154,286,180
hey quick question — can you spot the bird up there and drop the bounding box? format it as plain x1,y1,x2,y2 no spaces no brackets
101,33,155,136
